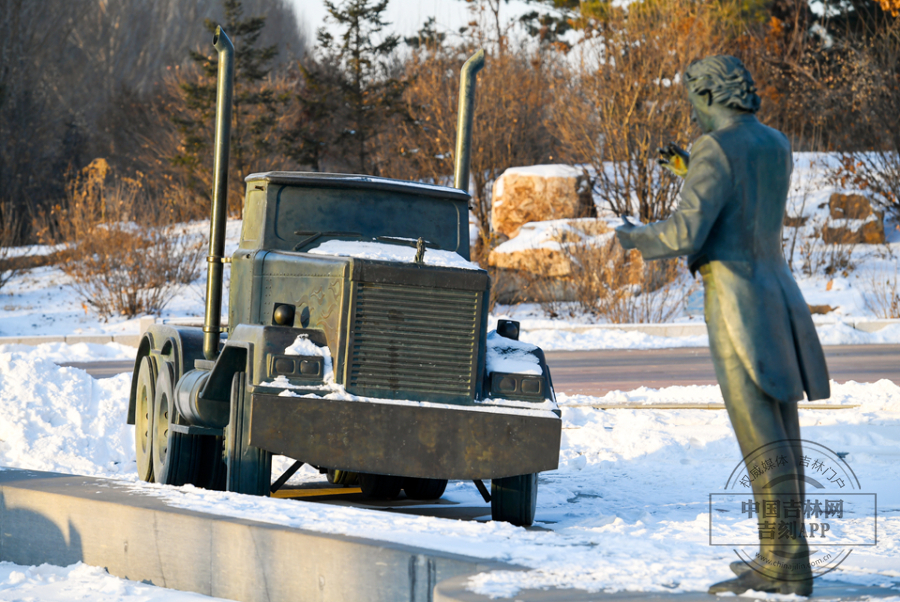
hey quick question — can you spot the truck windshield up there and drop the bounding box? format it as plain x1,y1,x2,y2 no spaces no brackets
272,185,463,253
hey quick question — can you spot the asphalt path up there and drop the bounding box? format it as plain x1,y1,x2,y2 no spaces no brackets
544,344,900,396
62,344,899,396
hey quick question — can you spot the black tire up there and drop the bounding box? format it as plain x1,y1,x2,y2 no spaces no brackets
225,372,272,496
196,435,227,491
403,477,448,500
134,356,156,482
152,362,203,486
358,473,403,500
491,473,538,527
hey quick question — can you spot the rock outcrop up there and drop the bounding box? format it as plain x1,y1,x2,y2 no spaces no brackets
822,193,885,244
488,219,611,304
491,165,595,240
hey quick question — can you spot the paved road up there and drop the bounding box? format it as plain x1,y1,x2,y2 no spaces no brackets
544,344,900,395
62,343,899,396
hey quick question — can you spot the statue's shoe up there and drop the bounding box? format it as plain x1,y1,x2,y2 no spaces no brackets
708,571,813,596
729,560,752,576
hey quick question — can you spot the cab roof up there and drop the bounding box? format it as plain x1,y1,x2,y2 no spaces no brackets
245,171,471,202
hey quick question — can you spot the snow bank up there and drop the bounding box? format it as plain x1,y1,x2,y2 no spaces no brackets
521,327,710,350
307,240,480,270
0,346,897,595
0,342,135,363
0,350,135,477
491,218,613,255
0,562,226,601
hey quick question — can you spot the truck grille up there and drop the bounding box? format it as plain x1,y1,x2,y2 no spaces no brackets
348,282,481,400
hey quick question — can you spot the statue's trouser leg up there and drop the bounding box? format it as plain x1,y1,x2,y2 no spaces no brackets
703,271,811,582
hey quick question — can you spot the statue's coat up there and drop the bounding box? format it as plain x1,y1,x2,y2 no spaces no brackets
627,113,830,402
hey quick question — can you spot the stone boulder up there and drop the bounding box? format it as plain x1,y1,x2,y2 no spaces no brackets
491,165,595,239
822,220,885,244
488,218,611,304
822,193,886,244
829,193,877,220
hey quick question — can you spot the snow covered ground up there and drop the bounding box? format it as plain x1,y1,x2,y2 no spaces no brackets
0,344,897,598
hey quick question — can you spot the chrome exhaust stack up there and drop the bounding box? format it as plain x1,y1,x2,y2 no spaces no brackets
203,26,234,360
453,49,485,192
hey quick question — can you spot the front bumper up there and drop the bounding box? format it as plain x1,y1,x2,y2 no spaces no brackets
248,392,561,480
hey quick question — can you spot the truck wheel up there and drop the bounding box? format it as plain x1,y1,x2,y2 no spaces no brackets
491,473,538,527
134,356,156,482
225,372,272,496
403,477,448,500
358,473,403,500
152,362,203,485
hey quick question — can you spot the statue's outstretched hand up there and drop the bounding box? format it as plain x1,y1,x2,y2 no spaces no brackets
614,216,638,250
657,142,690,177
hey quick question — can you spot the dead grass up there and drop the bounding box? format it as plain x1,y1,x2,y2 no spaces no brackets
0,203,23,292
538,227,696,324
862,264,900,319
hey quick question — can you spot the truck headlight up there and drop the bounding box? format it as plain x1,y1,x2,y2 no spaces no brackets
269,354,323,379
490,372,544,400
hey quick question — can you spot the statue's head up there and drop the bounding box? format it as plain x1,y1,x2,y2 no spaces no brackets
683,55,760,132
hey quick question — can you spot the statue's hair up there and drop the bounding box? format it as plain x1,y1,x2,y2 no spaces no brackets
684,55,761,114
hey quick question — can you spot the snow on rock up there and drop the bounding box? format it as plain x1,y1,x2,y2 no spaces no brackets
307,240,480,270
0,562,228,601
486,330,542,375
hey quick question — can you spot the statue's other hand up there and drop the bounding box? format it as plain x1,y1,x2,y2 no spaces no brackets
615,219,638,250
657,142,690,177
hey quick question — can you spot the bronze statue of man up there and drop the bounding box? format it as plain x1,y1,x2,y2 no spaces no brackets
615,55,829,595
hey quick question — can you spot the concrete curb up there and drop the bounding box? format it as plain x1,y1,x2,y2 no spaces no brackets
0,469,513,602
0,333,143,346
2,470,897,601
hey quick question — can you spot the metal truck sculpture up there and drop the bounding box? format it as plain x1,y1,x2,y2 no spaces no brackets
128,27,561,526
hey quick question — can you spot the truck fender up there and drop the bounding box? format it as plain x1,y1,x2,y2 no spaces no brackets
200,342,251,403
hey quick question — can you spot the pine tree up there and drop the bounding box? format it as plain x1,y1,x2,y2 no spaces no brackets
172,0,286,201
293,0,404,175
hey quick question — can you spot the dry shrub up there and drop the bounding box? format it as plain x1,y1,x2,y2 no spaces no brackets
862,265,900,319
534,223,695,323
65,226,202,317
0,203,23,292
34,158,203,318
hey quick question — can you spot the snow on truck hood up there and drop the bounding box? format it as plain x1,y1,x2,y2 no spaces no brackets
307,240,481,270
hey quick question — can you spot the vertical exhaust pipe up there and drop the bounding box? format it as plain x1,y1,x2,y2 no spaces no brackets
203,26,234,361
453,49,485,192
